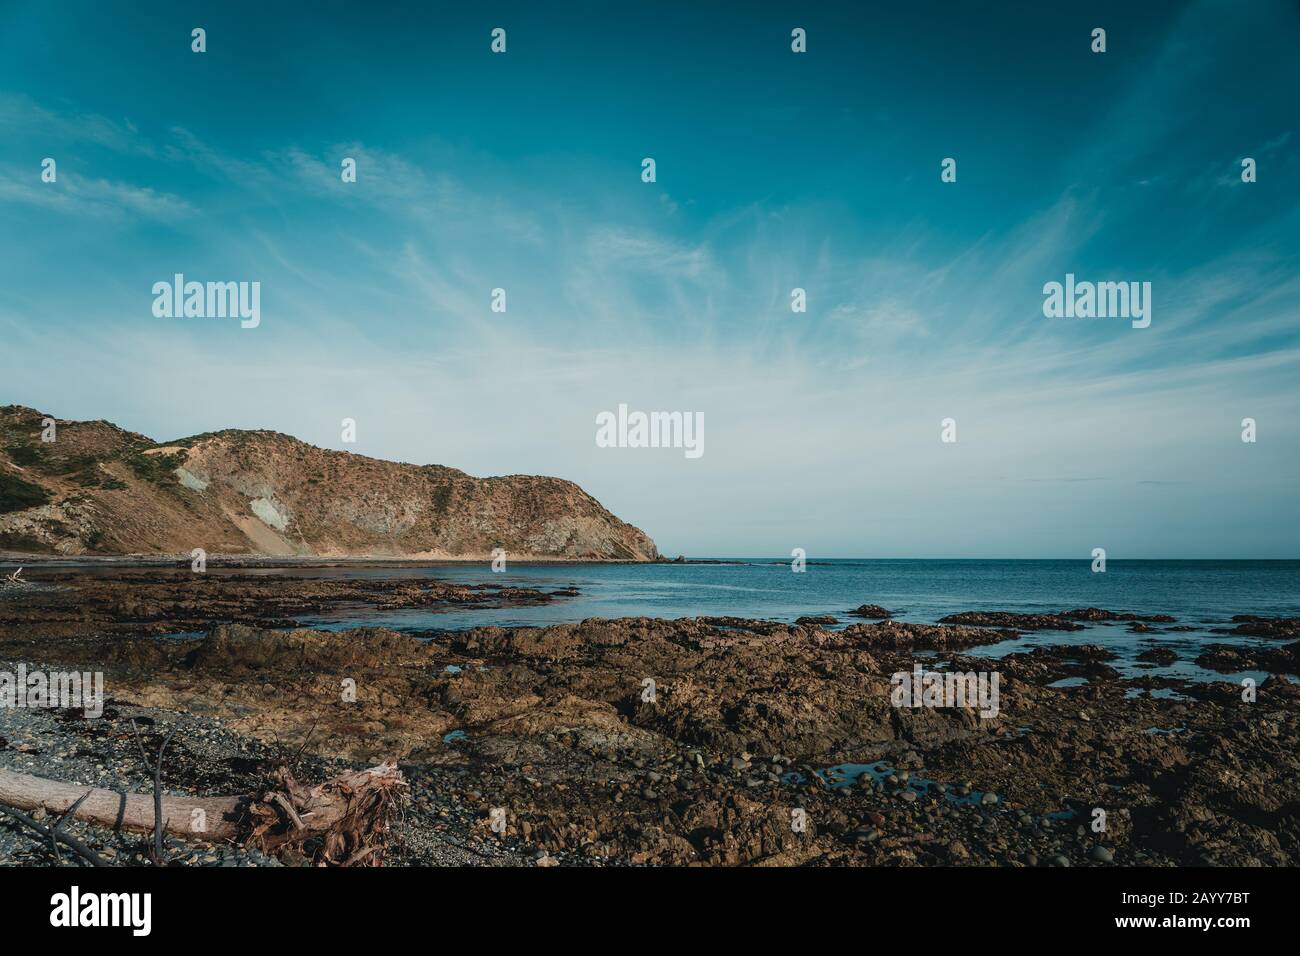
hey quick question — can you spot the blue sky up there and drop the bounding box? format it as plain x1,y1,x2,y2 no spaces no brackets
1,0,1298,557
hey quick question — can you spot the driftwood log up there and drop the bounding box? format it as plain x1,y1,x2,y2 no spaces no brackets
0,762,406,865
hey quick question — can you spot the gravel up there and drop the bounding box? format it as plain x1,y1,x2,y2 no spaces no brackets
0,658,547,867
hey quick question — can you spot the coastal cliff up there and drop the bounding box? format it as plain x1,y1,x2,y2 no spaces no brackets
0,405,658,560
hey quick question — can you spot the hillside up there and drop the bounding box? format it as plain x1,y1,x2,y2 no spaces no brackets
0,405,658,560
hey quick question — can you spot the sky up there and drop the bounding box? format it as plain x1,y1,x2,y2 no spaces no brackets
1,0,1298,558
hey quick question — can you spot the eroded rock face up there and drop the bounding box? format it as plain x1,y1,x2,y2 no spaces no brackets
0,405,658,560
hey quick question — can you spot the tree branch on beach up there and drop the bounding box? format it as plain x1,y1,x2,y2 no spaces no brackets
0,791,108,867
131,719,178,865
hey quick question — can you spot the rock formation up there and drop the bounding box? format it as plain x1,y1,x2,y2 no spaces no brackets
0,405,657,559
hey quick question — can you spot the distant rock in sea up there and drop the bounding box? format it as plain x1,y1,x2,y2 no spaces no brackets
848,604,892,619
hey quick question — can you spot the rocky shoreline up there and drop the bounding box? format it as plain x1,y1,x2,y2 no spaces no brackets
1,568,1297,866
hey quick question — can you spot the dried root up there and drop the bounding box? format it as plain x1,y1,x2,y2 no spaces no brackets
244,762,407,866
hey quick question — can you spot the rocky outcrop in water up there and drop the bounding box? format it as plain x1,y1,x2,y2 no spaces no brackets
938,611,1085,631
847,604,892,619
1224,615,1300,640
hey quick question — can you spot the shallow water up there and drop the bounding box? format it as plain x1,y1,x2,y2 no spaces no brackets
285,558,1299,682
280,558,1300,626
28,558,1298,681
809,762,990,805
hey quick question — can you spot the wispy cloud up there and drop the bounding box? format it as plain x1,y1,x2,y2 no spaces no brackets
0,93,154,156
0,168,194,220
1,0,1297,557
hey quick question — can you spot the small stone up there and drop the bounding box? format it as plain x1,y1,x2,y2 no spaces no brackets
981,792,999,805
1090,845,1114,864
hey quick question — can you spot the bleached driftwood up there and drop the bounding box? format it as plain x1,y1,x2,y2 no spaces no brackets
0,761,406,865
0,768,241,838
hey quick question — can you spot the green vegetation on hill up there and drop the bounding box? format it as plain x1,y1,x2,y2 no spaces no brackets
430,480,454,514
4,443,42,466
3,443,127,490
0,470,52,513
124,449,187,484
51,453,123,489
